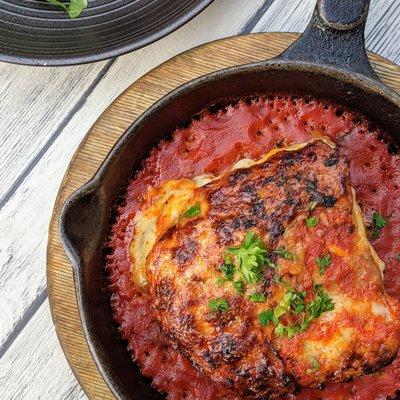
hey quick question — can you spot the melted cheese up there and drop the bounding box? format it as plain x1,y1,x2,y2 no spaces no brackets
129,134,376,292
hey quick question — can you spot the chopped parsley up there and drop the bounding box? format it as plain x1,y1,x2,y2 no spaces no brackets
248,292,266,303
220,263,235,281
182,203,201,218
286,325,300,339
397,253,400,262
226,231,273,284
47,0,87,18
258,284,334,338
275,324,286,337
300,284,334,331
274,292,293,318
370,211,388,240
258,310,275,326
233,280,245,295
274,247,297,261
215,277,225,285
312,358,319,370
289,290,306,315
209,298,229,312
316,253,331,275
306,217,319,228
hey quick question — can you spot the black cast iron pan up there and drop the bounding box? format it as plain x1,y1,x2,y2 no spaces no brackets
0,0,213,66
59,0,400,398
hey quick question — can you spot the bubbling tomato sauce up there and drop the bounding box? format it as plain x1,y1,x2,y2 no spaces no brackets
106,95,400,400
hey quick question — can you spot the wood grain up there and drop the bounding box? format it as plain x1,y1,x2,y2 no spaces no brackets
46,32,400,400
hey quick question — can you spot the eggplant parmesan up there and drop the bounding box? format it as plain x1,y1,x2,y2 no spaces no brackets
128,138,400,398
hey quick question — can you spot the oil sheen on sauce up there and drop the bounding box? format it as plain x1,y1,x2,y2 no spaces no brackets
106,96,400,400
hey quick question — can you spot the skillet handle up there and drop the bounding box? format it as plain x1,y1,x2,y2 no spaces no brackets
279,0,379,80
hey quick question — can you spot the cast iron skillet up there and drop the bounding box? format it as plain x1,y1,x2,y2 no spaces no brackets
59,0,400,399
0,0,213,66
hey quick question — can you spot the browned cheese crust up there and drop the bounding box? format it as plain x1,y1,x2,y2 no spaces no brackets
139,142,400,398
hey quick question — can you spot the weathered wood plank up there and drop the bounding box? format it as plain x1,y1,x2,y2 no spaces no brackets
0,62,108,203
0,300,86,400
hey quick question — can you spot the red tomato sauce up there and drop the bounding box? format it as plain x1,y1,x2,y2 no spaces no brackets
106,95,400,400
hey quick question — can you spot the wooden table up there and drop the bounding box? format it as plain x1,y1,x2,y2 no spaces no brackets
0,0,399,399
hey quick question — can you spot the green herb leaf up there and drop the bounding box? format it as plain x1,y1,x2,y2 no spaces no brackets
248,292,266,303
275,324,286,337
182,203,201,218
227,231,271,284
233,280,245,295
312,358,319,370
215,277,225,285
306,217,319,228
316,253,331,275
371,211,388,240
286,325,299,339
274,247,297,261
307,284,334,320
220,263,235,281
397,253,400,262
47,0,68,11
274,292,293,318
258,310,274,326
271,284,333,337
289,290,306,315
47,0,87,18
209,298,229,312
67,0,87,18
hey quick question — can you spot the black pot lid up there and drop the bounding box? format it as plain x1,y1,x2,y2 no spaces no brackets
0,0,213,66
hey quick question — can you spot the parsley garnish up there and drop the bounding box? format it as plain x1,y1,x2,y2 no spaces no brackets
371,211,387,240
182,203,201,218
301,284,334,330
209,298,229,312
226,232,273,284
248,292,266,303
274,292,293,318
316,253,331,275
312,358,319,370
220,263,235,281
259,284,334,338
258,310,275,326
275,324,286,337
274,247,297,261
290,290,306,315
47,0,87,18
233,280,245,295
286,325,300,339
306,217,319,228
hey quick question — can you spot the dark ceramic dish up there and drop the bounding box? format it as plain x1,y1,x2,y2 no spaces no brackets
59,0,400,399
0,0,213,66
